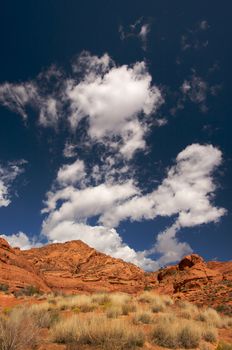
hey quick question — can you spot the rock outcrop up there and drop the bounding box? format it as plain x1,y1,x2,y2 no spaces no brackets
0,237,231,310
0,238,146,294
153,254,232,309
0,238,50,293
21,240,146,293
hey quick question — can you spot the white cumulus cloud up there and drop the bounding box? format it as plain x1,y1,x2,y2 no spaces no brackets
56,160,86,186
1,231,40,250
41,143,226,270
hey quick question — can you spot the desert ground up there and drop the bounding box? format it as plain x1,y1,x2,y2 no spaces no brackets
0,289,232,350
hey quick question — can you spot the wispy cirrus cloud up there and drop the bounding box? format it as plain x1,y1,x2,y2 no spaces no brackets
181,20,210,52
119,17,151,50
0,160,27,207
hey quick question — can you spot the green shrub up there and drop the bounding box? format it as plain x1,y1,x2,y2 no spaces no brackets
13,285,41,297
0,284,9,292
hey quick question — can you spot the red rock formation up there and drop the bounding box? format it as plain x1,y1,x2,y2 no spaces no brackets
153,254,232,309
21,240,146,293
0,237,231,310
0,238,146,294
0,238,50,293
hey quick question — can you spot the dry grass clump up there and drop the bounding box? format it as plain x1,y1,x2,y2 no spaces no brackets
25,302,59,328
150,301,165,313
141,291,173,305
151,317,202,349
216,342,232,350
138,291,160,304
51,314,144,349
109,293,131,305
138,292,173,313
91,293,111,305
133,311,153,324
177,300,199,319
223,316,232,328
202,327,218,343
0,308,39,350
196,308,222,327
122,303,137,315
56,294,96,312
106,306,122,319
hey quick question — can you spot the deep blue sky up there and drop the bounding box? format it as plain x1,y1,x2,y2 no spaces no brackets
0,1,231,269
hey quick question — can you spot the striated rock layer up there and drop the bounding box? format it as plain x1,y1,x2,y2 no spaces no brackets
151,254,232,309
21,240,146,293
0,237,231,309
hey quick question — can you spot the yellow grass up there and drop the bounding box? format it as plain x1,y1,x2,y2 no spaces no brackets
151,317,202,349
0,308,39,350
51,314,145,349
133,310,153,324
0,290,230,350
196,307,222,327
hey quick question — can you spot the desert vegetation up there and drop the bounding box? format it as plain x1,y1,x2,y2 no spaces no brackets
0,291,231,349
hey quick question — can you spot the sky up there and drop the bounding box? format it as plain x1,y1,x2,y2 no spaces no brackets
0,1,231,270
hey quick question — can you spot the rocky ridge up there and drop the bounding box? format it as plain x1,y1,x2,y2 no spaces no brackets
0,237,231,310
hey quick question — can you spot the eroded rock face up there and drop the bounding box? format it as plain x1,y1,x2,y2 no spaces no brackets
154,253,232,309
21,240,146,293
178,254,204,270
0,238,50,293
0,238,146,294
0,237,231,309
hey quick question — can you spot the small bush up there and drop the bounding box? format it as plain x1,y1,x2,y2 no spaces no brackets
56,294,94,311
106,306,122,319
121,303,136,315
15,303,60,329
138,292,173,306
144,285,153,291
151,303,165,313
216,304,232,317
202,327,218,343
178,326,201,349
109,293,131,306
196,308,222,327
179,310,192,319
0,309,39,350
13,285,41,297
223,316,232,328
151,319,201,349
72,303,95,313
151,323,178,348
133,311,153,324
138,291,155,303
0,284,9,292
91,293,111,305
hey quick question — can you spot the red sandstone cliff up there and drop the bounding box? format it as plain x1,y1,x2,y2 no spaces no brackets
0,237,231,309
